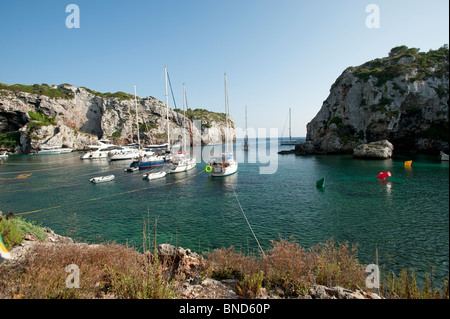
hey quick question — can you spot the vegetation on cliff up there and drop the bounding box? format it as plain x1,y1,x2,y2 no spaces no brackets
0,83,74,100
351,44,449,87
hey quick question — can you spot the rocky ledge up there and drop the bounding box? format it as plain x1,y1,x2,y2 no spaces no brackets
5,231,382,299
353,140,394,159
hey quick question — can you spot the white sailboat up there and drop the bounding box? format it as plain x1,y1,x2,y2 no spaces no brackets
280,108,302,145
136,67,173,169
243,105,249,151
169,83,196,174
207,73,238,177
108,86,152,161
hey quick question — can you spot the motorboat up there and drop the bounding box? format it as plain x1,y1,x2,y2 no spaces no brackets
0,151,8,159
441,151,449,161
107,146,141,161
90,175,115,183
81,140,118,159
37,145,73,154
136,154,167,169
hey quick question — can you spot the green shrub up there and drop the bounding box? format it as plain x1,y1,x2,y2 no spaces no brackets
0,83,74,100
0,131,21,149
0,216,47,249
28,111,55,125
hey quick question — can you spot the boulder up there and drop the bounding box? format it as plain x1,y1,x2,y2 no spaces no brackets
353,140,394,159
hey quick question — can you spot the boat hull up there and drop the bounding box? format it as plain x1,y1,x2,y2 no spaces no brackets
210,162,238,177
90,175,115,183
144,171,167,180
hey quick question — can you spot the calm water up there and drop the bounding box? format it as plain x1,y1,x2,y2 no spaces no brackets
1,138,448,283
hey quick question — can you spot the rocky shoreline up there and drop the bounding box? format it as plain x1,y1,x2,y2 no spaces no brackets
4,228,381,300
0,83,235,154
280,139,395,160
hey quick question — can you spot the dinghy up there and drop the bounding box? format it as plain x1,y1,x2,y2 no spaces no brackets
404,160,412,167
90,175,115,183
143,171,167,180
377,172,391,179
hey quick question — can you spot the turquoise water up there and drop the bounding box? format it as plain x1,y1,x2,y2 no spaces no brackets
1,139,448,283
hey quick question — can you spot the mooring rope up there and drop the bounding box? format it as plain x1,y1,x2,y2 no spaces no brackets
16,169,205,216
230,183,266,256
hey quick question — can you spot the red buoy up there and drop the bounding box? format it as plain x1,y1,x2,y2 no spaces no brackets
377,172,392,179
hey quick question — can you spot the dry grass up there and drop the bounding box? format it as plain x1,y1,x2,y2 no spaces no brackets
205,237,367,297
0,243,177,299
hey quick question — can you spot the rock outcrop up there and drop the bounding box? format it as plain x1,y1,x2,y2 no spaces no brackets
0,83,235,153
353,140,394,159
301,45,449,155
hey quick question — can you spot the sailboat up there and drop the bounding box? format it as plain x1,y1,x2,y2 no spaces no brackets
206,73,238,177
280,108,302,145
109,86,151,161
243,105,249,151
168,83,196,174
136,67,172,170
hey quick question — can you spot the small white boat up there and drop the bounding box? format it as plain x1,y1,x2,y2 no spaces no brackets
0,151,8,158
38,145,73,154
441,151,449,161
143,171,167,180
124,166,139,172
90,175,115,183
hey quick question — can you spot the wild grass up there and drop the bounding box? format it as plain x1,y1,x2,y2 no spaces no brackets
205,238,366,298
0,216,448,299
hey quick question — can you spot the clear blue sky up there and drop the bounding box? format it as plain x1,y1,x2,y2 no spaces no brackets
0,0,448,137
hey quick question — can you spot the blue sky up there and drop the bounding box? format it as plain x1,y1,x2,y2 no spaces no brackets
0,0,448,137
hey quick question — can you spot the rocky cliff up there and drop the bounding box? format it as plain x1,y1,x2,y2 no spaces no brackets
298,45,449,155
0,83,235,153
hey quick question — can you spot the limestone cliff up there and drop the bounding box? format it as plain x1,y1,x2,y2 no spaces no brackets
0,83,235,153
299,45,449,154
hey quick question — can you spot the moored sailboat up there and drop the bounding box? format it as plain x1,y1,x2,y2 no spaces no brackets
207,73,238,177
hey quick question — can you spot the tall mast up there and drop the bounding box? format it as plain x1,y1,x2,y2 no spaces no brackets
182,83,187,154
134,85,141,149
224,73,229,154
165,66,170,150
245,105,248,144
289,107,292,142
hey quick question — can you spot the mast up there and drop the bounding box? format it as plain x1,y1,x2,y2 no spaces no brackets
224,73,229,154
244,105,248,148
134,85,141,149
165,66,170,150
182,83,187,155
289,107,292,142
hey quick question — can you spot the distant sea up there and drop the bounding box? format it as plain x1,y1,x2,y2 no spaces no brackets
1,137,448,283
